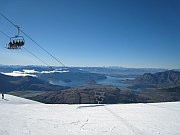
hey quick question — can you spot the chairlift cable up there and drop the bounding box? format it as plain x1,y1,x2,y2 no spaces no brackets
0,30,10,38
20,30,66,67
0,12,18,28
0,29,55,70
22,47,55,69
0,12,66,67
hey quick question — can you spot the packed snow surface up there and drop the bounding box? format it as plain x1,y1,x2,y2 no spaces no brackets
0,94,180,135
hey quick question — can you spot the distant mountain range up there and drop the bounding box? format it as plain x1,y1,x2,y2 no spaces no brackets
128,70,180,89
1,66,180,104
0,73,68,92
0,65,172,77
78,67,167,77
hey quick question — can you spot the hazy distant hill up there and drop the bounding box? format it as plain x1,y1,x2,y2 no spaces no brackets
0,73,68,92
80,67,166,77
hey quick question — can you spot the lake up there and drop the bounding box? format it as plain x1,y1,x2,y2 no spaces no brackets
97,76,134,88
50,75,134,88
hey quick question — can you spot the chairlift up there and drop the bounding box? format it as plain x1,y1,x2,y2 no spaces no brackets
6,26,25,49
94,92,105,104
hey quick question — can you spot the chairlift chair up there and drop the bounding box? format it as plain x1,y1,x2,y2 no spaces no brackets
7,36,25,49
6,26,25,49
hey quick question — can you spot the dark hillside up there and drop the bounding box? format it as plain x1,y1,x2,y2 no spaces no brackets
0,73,68,92
29,85,147,104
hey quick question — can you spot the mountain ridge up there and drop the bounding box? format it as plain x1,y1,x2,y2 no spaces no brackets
129,70,180,89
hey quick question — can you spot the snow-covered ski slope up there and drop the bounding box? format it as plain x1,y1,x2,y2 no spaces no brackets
0,95,180,135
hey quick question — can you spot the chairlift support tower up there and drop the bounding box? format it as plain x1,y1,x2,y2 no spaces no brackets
94,92,105,104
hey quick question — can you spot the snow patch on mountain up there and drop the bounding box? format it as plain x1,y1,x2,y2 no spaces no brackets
1,70,37,77
1,69,69,77
41,70,69,74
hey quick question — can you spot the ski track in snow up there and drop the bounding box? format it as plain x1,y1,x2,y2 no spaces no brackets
104,106,145,135
0,94,180,135
143,103,180,112
80,118,89,130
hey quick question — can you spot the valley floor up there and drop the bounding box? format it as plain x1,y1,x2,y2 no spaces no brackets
0,94,180,135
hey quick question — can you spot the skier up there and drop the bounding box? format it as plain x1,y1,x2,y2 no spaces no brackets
2,93,4,99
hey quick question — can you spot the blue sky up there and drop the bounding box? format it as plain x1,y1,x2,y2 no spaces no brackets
0,0,180,68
